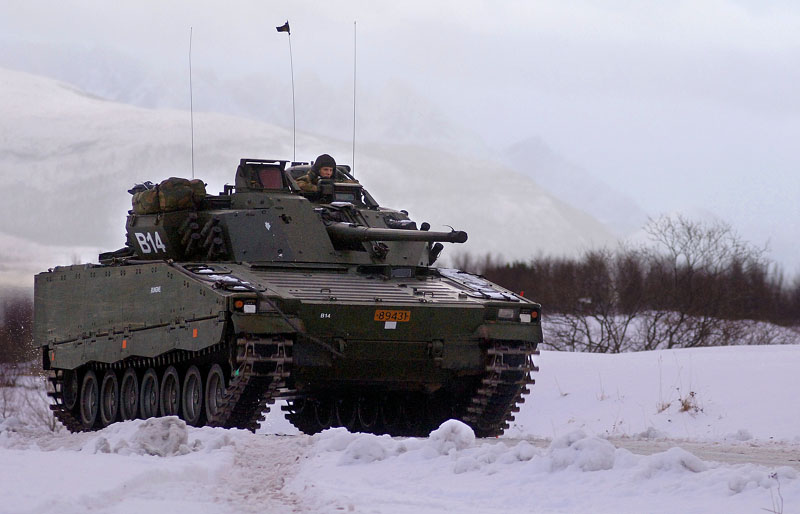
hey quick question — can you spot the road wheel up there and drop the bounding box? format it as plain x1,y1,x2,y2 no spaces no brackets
79,370,99,430
140,368,159,419
314,397,334,429
160,366,180,416
181,366,204,426
335,397,357,429
99,370,119,427
205,364,227,423
357,395,380,431
119,368,139,420
380,395,399,432
62,369,79,410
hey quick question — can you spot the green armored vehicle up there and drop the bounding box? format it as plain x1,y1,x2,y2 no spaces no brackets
36,158,541,436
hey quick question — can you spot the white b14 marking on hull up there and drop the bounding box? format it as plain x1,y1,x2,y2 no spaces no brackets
135,232,167,254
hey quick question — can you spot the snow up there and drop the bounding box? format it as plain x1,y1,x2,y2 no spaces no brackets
278,423,799,513
438,268,519,300
1,344,799,513
2,421,796,514
510,344,800,442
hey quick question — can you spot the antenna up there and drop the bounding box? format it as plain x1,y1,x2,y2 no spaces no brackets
352,21,357,175
189,27,195,179
277,21,296,162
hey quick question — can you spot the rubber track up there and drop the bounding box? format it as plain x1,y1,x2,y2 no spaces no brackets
460,340,539,437
206,336,292,431
47,369,83,433
47,338,293,433
282,341,539,438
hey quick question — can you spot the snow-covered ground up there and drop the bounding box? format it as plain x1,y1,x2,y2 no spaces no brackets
1,344,798,513
515,343,800,442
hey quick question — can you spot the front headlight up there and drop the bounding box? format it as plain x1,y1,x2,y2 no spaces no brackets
520,308,540,323
233,298,258,313
497,308,517,320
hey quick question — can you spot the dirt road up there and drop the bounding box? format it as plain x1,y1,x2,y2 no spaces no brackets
610,438,800,470
509,436,800,470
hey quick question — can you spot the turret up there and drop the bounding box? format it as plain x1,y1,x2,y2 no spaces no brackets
118,158,466,267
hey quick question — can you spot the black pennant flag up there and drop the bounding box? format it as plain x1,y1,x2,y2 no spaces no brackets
276,21,290,34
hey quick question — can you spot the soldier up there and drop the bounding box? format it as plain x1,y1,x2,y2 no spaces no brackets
296,154,336,192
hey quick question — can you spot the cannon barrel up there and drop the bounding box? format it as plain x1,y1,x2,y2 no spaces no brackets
326,223,468,244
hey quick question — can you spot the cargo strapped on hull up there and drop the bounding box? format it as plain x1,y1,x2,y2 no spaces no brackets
131,177,206,214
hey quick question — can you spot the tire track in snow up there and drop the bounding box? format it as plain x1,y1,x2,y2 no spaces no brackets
210,435,312,513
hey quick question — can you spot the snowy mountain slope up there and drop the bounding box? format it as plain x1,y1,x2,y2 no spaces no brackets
0,67,616,287
1,344,798,513
504,136,649,236
356,143,617,262
0,39,492,158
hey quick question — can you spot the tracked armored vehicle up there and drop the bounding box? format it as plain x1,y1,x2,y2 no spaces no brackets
36,158,541,436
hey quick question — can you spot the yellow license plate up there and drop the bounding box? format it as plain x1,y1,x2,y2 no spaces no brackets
374,309,411,322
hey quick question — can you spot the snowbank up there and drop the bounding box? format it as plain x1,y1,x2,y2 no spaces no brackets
0,415,798,513
288,421,799,514
0,417,271,514
79,416,242,456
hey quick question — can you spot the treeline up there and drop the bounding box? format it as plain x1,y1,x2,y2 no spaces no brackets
454,216,800,352
474,250,800,326
0,293,34,364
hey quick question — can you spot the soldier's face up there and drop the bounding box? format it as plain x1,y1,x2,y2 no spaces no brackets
319,166,334,178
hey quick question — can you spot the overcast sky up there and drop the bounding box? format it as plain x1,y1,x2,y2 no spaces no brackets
2,0,799,271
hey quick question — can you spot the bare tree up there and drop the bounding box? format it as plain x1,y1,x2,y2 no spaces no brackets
22,373,59,432
0,294,35,364
0,364,21,419
638,215,766,349
546,248,649,352
455,214,798,352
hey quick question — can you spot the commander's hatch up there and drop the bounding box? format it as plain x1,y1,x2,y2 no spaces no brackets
286,164,379,208
235,159,292,192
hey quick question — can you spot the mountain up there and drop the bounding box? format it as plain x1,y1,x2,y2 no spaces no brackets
0,67,617,287
0,39,490,158
503,137,648,236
